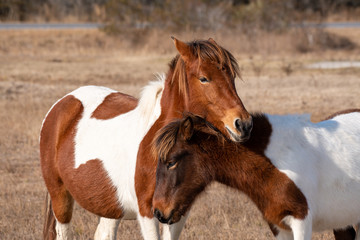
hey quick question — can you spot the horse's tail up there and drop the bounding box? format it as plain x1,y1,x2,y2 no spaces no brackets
43,192,56,240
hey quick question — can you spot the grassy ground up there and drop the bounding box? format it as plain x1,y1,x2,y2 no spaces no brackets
0,28,360,239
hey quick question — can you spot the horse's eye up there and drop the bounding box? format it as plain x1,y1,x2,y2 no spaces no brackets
199,77,209,83
167,160,178,170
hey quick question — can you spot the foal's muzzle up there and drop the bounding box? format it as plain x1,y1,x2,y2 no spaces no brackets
154,208,174,224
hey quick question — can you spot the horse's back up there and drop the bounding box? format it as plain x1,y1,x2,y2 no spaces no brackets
69,86,138,120
317,111,360,157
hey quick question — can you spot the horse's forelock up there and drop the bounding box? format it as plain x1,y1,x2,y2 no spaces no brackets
152,114,226,164
192,40,240,79
152,120,181,163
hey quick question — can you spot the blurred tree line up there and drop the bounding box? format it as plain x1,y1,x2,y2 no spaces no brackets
0,0,107,21
104,0,360,32
0,0,359,30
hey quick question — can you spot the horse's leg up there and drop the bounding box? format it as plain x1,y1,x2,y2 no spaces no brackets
55,221,72,240
94,217,121,240
162,213,189,240
333,226,356,240
288,214,312,240
355,223,360,240
137,215,160,240
50,186,74,240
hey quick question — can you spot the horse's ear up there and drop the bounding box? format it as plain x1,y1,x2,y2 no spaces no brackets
179,116,194,141
171,36,194,62
208,38,218,45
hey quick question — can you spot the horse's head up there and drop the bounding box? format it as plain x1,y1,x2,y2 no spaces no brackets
170,37,252,142
152,114,217,224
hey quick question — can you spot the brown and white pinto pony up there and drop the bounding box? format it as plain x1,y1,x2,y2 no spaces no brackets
152,110,360,240
40,38,253,240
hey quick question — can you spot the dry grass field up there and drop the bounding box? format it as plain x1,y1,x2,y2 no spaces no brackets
0,27,360,239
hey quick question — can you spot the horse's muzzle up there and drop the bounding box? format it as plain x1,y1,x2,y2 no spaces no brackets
228,117,253,142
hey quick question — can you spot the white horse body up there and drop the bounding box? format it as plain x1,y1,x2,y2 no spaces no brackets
265,112,360,238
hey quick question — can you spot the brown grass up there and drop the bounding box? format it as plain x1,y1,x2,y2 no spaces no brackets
0,28,360,239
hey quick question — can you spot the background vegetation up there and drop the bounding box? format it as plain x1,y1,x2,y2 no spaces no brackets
1,0,360,27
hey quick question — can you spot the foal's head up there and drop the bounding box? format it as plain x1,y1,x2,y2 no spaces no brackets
152,114,219,224
169,37,252,142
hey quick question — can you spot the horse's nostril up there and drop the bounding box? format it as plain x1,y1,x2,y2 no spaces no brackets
154,208,172,224
235,119,241,131
154,208,164,222
154,208,162,219
234,118,253,135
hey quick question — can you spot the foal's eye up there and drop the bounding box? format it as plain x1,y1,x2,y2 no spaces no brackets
167,160,178,170
199,76,209,83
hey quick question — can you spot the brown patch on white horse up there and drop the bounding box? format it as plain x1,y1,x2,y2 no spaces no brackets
61,159,123,218
40,95,82,223
91,92,138,120
323,108,360,121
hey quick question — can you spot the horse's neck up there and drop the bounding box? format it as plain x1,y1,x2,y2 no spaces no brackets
160,75,187,121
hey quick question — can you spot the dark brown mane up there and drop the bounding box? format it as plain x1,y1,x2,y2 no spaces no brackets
153,113,222,162
153,119,181,162
168,39,241,97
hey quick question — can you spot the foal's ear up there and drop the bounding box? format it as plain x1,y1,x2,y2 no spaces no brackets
171,36,194,63
179,116,194,141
